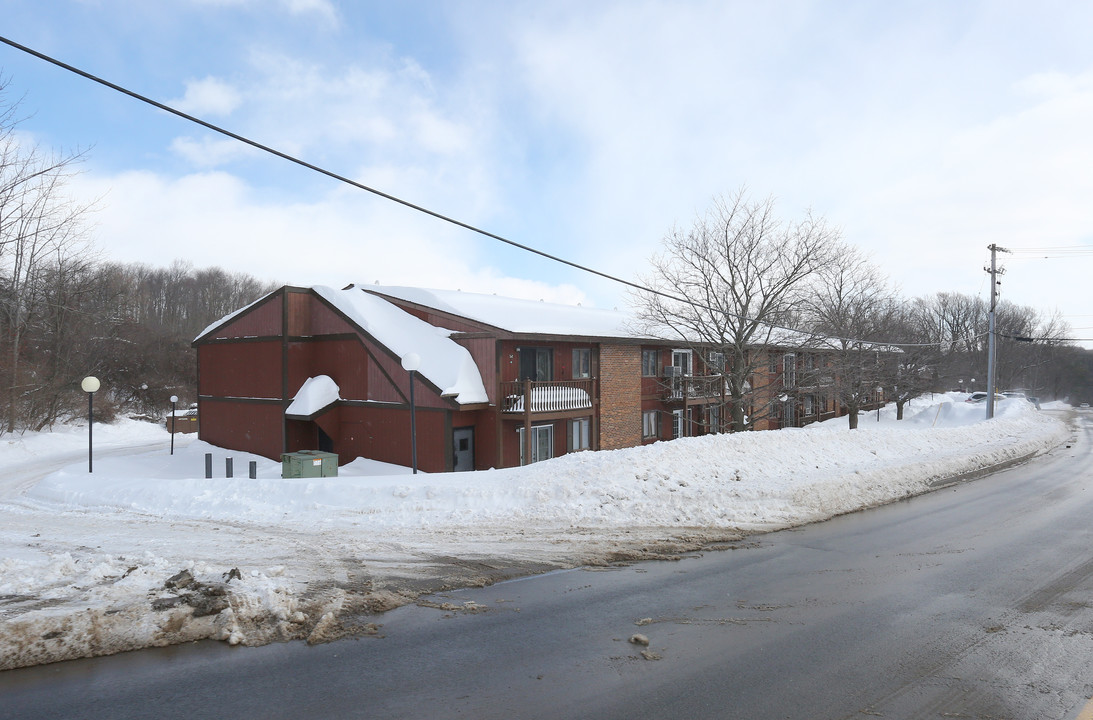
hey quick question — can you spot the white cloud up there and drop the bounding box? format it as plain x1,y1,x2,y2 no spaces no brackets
187,0,337,24
69,167,587,307
170,136,256,167
173,77,242,117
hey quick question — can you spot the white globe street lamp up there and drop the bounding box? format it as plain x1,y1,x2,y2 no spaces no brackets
81,376,100,472
169,395,179,455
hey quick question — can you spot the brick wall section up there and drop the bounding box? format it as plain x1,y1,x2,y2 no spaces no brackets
599,344,642,450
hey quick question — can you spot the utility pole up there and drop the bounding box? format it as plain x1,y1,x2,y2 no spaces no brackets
985,244,1009,419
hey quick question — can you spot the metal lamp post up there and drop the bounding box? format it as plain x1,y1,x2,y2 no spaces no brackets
169,395,179,455
401,353,421,474
81,376,100,472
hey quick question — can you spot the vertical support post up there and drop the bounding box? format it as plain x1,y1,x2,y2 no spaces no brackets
408,370,418,475
80,377,100,473
205,453,212,479
400,353,421,475
249,461,257,479
87,391,94,473
985,244,1009,420
523,378,532,465
226,457,233,478
169,396,178,455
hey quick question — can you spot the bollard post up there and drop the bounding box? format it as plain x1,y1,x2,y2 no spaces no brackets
205,453,212,479
249,461,257,479
226,457,233,478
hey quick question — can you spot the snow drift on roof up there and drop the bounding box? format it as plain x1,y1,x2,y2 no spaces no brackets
363,285,647,339
285,376,341,418
313,286,489,405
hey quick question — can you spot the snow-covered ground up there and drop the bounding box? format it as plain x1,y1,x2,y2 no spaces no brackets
0,393,1072,670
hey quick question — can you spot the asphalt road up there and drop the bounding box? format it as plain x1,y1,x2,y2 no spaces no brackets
4,414,1093,720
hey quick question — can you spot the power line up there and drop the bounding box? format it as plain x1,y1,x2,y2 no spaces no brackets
0,34,1021,351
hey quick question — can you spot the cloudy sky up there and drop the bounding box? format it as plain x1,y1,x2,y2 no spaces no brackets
2,0,1092,339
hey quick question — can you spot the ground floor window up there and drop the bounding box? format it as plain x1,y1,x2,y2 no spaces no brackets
672,409,685,439
784,399,797,427
569,417,591,451
642,410,659,439
517,424,554,465
708,405,721,434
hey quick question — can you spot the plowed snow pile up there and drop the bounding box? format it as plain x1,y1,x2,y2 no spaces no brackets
0,395,1070,669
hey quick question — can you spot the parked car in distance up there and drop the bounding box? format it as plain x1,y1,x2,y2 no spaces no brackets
965,392,1006,404
1081,403,1090,409
1026,396,1041,410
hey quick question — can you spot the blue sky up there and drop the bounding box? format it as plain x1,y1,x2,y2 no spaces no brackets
2,0,1093,339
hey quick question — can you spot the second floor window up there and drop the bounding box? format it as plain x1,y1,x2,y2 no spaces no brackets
517,347,553,381
572,348,591,379
642,349,659,377
783,353,796,387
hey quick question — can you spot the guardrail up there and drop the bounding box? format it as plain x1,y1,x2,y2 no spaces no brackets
501,379,594,413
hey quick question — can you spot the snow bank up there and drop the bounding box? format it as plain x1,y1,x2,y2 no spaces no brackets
0,395,1071,669
20,395,1064,534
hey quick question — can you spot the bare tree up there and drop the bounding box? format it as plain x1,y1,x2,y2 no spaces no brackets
804,244,897,429
634,189,838,431
0,79,95,434
881,300,944,420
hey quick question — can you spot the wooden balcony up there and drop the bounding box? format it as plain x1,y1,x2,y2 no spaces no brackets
501,379,594,414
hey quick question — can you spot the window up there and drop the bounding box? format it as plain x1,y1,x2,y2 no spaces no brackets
517,347,553,381
517,424,554,465
783,353,796,387
707,352,725,373
569,417,591,451
803,394,814,417
672,409,685,439
708,405,721,434
783,398,797,427
642,410,659,439
642,349,659,377
572,348,591,379
672,349,693,376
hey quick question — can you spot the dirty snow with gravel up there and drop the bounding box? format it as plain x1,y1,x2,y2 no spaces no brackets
0,393,1072,670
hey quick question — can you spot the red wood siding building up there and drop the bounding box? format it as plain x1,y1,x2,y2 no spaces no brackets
194,285,852,472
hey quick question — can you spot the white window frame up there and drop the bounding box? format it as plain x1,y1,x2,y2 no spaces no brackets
517,424,554,465
783,353,796,387
642,410,659,439
672,409,685,439
672,349,693,376
568,417,591,451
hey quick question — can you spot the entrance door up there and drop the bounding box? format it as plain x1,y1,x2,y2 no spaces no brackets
452,427,474,472
317,425,334,453
518,424,554,465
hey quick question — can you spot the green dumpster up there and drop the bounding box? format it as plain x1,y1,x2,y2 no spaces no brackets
281,450,339,478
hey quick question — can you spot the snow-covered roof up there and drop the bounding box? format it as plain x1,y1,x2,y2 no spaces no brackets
313,286,489,405
361,285,648,339
285,375,341,418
